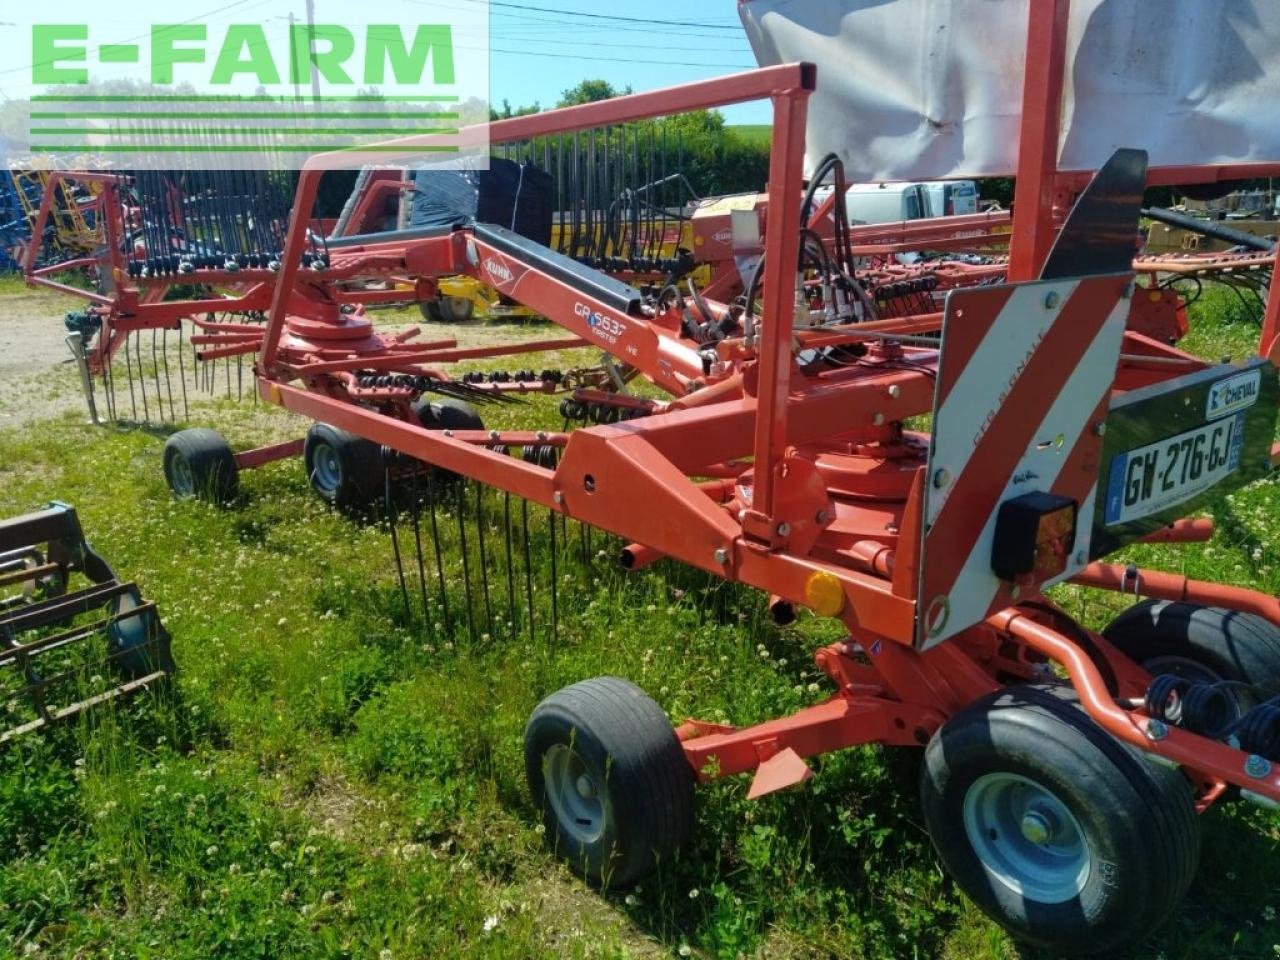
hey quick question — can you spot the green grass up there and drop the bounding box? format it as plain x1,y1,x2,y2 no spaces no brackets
0,290,1279,958
0,272,29,296
727,125,771,147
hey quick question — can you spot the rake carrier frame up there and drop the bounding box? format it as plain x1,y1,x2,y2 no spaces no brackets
138,1,1280,951
236,61,1280,784
0,503,173,742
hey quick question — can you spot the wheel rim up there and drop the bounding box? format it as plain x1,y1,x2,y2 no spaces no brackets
962,772,1090,903
170,455,195,497
543,743,605,845
445,297,472,320
310,442,342,495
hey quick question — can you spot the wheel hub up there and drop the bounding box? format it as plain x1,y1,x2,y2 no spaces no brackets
962,771,1091,903
1019,808,1056,845
171,457,194,496
311,442,341,493
543,744,605,844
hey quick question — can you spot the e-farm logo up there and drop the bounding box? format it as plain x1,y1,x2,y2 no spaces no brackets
32,24,456,88
14,3,489,170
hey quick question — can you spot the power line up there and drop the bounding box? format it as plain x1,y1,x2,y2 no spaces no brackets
448,0,742,30
488,45,753,68
478,33,751,53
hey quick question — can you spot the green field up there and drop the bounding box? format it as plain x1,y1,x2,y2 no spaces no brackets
728,125,771,147
0,289,1279,958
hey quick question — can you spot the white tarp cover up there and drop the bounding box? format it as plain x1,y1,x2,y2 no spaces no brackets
739,0,1280,181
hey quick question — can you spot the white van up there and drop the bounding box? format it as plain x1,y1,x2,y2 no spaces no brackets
843,180,979,224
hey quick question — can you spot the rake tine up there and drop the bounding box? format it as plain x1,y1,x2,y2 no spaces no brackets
555,133,566,256
425,469,451,636
580,519,588,568
474,480,494,639
548,506,559,639
102,348,116,422
454,479,477,644
571,131,581,260
384,451,413,623
136,333,151,422
237,352,243,400
503,490,517,631
521,498,535,642
406,464,433,635
123,334,139,422
224,349,232,398
161,327,176,421
151,329,165,422
177,322,189,421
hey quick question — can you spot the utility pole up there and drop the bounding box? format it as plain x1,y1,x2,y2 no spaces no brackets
305,0,321,100
272,14,301,100
289,13,301,101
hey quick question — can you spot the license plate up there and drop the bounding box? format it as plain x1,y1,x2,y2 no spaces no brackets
1103,413,1245,525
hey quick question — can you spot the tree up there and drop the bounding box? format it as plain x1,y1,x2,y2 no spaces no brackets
557,80,630,108
657,110,768,197
490,98,540,121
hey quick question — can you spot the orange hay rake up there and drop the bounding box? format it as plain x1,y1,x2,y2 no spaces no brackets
127,13,1280,944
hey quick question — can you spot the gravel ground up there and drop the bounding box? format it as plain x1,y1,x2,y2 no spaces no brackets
0,286,587,433
0,287,87,429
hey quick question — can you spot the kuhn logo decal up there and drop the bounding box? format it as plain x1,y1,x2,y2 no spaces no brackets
712,229,732,245
1206,369,1260,420
483,257,513,284
574,302,625,345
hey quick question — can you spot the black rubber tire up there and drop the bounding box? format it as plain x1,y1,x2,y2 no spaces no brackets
436,296,475,323
1104,600,1280,705
524,676,694,888
303,422,383,509
419,296,474,324
163,428,238,502
404,398,485,486
920,683,1200,956
412,396,485,432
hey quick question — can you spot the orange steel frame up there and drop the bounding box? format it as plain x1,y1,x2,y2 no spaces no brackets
5,0,1248,802
218,18,1280,808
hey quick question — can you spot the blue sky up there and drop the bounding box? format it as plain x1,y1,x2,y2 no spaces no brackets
476,0,770,125
0,0,770,125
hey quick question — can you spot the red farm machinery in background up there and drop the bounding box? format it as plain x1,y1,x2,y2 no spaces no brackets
11,0,1280,952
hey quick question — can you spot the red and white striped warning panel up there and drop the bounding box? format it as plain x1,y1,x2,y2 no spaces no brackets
916,276,1130,649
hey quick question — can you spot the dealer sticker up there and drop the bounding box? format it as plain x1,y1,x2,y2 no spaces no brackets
1206,369,1261,420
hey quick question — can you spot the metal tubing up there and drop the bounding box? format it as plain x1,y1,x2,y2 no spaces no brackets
1071,562,1280,626
749,84,812,527
993,608,1280,802
1007,0,1072,281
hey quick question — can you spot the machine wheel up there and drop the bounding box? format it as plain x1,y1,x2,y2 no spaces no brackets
524,676,694,888
303,423,383,509
413,396,485,432
163,428,238,502
920,683,1200,955
1104,600,1280,709
420,296,474,324
407,397,486,485
107,587,172,679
